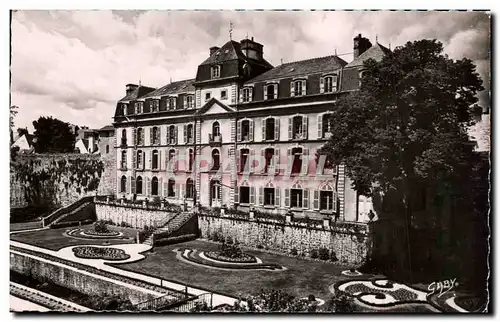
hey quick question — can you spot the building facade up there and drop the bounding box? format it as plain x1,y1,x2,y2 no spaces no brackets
113,34,389,222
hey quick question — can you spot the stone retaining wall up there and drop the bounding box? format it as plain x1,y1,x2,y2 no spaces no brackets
198,214,369,265
10,250,156,305
95,203,176,229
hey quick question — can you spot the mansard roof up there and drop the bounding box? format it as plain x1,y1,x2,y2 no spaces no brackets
139,79,195,99
118,85,156,102
245,55,347,84
345,43,392,68
200,40,247,65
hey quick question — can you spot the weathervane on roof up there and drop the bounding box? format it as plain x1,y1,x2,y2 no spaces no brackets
229,21,234,40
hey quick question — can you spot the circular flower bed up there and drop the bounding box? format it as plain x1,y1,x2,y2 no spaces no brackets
84,230,120,237
205,251,257,263
66,228,127,240
73,246,130,261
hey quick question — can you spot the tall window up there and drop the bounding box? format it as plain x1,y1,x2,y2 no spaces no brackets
121,151,127,169
293,80,304,96
323,76,337,93
239,149,249,172
152,127,159,145
241,120,250,141
168,179,175,197
265,118,275,140
168,149,176,170
240,186,250,204
121,129,127,146
264,186,275,205
291,187,303,208
168,125,176,144
186,178,194,199
211,65,220,79
293,116,304,139
188,149,194,171
135,102,143,114
151,177,159,196
322,114,334,137
211,180,221,201
137,128,144,145
122,104,127,116
291,147,303,174
186,95,194,108
151,99,159,112
264,148,274,173
136,176,143,194
211,149,220,171
120,176,126,193
136,150,143,169
186,124,194,143
266,84,276,100
320,190,334,210
152,150,159,170
242,88,250,102
106,145,109,154
212,122,220,136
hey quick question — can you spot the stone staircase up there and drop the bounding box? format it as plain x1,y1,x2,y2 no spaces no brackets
144,212,196,246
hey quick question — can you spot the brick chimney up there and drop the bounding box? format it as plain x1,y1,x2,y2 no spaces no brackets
353,34,372,59
210,46,220,56
125,84,138,96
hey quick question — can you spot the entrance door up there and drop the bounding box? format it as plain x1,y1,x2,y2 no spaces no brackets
210,180,222,207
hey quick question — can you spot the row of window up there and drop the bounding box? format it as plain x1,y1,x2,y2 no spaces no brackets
120,146,336,176
121,95,195,116
119,175,337,211
119,114,334,148
240,75,338,103
204,89,228,102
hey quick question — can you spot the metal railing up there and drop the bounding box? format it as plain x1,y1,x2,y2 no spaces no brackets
170,292,214,312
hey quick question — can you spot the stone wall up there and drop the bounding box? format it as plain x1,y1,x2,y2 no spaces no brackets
97,135,116,196
198,214,369,265
10,154,104,209
95,203,177,229
10,250,156,305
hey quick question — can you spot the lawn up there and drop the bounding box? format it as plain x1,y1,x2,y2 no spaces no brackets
113,239,354,301
10,224,138,251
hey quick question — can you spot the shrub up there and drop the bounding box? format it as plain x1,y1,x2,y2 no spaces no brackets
310,249,319,259
326,292,357,313
94,220,109,233
226,236,233,245
256,244,263,249
329,251,338,262
318,247,330,260
290,248,298,256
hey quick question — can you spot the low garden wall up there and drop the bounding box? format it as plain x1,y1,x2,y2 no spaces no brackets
198,213,370,265
95,203,177,229
10,250,157,305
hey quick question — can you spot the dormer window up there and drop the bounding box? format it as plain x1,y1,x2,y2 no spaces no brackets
151,100,159,112
240,87,253,103
264,83,278,100
291,80,306,97
321,75,338,93
122,103,127,116
211,65,221,79
184,95,194,109
166,97,176,110
135,102,143,114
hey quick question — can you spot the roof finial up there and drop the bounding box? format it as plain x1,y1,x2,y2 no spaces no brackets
229,21,234,40
280,58,283,65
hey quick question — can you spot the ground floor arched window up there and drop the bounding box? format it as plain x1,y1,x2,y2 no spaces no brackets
136,176,143,194
120,175,127,193
151,176,159,196
186,178,194,199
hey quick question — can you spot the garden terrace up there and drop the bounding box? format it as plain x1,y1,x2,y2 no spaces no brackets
94,196,183,213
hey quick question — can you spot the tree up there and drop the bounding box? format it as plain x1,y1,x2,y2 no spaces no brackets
32,116,76,153
319,39,484,281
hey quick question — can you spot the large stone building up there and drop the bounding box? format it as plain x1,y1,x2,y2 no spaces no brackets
113,34,390,222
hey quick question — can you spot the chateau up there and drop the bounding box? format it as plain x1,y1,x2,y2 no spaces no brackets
113,34,390,222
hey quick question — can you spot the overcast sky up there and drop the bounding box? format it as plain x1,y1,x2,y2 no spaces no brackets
11,10,490,132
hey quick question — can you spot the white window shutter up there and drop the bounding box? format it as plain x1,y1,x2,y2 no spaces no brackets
317,114,323,139
302,116,308,139
175,149,179,171
264,85,268,100
275,118,280,140
249,120,254,141
261,118,266,140
159,150,162,170
175,126,178,144
250,187,255,205
259,186,264,205
286,148,292,175
275,188,281,207
261,149,266,173
175,183,180,199
173,98,177,109
159,178,163,197
284,188,290,207
166,128,170,145
288,117,292,140
320,77,324,93
142,151,146,170
313,190,320,210
239,88,243,103
332,75,338,92
158,127,161,145
333,192,338,212
249,87,253,102
237,150,241,173
274,84,278,98
183,96,187,108
237,120,242,142
302,148,309,175
302,80,307,96
183,125,187,144
303,188,309,209
234,187,239,204
249,149,255,173
274,148,280,174
290,81,295,97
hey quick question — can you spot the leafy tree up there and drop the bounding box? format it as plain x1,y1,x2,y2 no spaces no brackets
32,116,76,153
10,105,18,144
319,39,484,280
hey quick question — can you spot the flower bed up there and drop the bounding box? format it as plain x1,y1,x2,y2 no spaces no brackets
72,246,131,261
66,228,128,240
84,230,121,237
204,251,257,263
